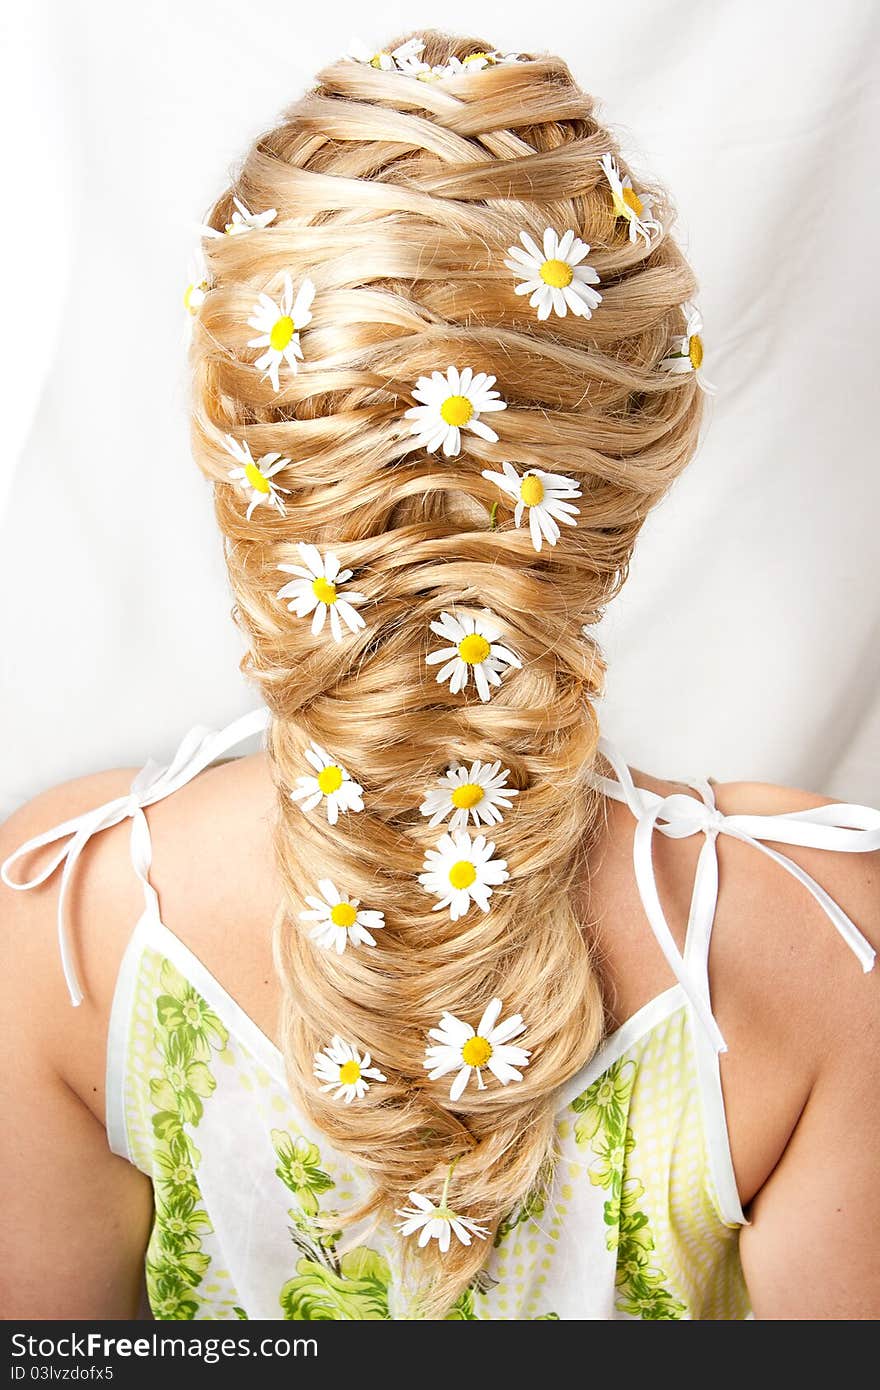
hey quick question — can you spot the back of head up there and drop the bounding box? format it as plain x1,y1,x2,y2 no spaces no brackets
189,29,703,1315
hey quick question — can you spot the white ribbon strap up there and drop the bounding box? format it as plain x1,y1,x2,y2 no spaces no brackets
1,707,270,1007
591,738,880,1055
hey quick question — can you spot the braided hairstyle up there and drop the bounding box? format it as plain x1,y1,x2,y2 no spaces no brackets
189,29,703,1316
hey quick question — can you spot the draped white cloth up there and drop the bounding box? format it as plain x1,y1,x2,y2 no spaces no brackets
1,0,878,816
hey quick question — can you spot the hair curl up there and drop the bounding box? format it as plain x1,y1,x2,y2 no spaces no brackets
189,29,703,1316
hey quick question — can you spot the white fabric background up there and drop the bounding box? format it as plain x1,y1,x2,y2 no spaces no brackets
1,0,878,820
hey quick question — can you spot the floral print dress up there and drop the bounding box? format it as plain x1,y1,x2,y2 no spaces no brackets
114,934,747,1320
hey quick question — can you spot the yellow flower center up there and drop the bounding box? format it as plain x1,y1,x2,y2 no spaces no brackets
440,394,474,428
463,51,493,65
622,186,644,218
338,1060,361,1085
451,782,485,810
330,902,357,928
312,576,338,605
461,1035,493,1067
269,315,296,351
317,764,344,795
457,633,491,665
539,258,573,289
519,474,545,507
370,52,389,68
688,334,704,370
244,461,271,494
448,860,477,890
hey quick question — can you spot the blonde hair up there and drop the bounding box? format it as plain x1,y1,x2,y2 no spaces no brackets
190,29,703,1316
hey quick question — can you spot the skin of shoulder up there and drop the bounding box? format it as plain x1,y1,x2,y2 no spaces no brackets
710,777,879,1318
0,768,151,1318
0,753,280,1114
0,753,278,1319
1,754,878,1318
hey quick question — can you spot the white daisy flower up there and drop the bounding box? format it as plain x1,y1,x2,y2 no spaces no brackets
504,228,602,321
426,608,521,703
314,1036,386,1103
481,460,581,552
225,196,277,235
417,67,449,82
223,435,291,519
661,302,716,394
599,152,661,247
396,1191,489,1253
277,542,367,643
394,54,446,81
389,38,426,68
202,196,277,239
247,273,315,391
420,760,518,831
446,48,520,74
445,51,497,73
346,36,424,70
345,37,395,70
424,997,531,1101
290,742,364,824
299,879,385,955
404,366,507,458
183,252,210,341
418,829,509,921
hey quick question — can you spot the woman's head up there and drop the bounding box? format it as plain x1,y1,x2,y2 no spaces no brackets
189,30,703,1315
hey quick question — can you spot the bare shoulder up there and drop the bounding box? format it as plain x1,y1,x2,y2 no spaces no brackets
591,761,880,1207
0,751,282,1121
706,773,879,1202
0,769,143,1122
710,773,880,1026
708,776,880,1312
0,766,146,978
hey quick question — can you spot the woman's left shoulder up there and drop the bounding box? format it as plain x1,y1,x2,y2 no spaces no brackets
0,767,147,1115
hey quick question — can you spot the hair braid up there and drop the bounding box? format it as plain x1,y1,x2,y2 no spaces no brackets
190,29,703,1316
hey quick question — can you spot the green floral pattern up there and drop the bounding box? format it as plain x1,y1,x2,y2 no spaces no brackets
156,965,228,1061
280,1250,392,1320
271,1130,334,1218
269,1128,557,1320
571,1059,687,1320
145,960,227,1320
572,1058,636,1147
269,1129,393,1320
136,954,701,1319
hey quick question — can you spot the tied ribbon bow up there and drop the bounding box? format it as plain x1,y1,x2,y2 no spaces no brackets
590,739,879,1054
1,708,270,1006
